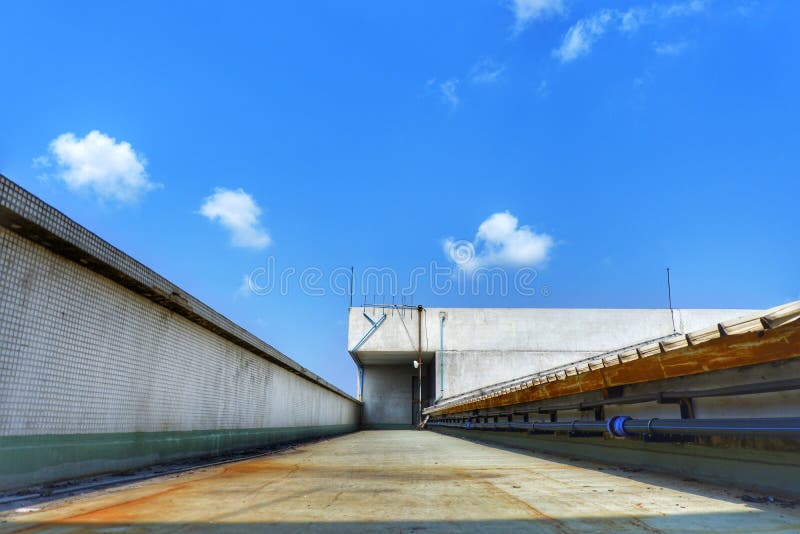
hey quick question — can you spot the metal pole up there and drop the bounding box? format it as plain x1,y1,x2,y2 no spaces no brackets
439,312,446,399
667,267,676,333
349,266,354,308
417,305,423,428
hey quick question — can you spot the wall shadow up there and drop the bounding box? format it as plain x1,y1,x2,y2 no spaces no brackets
431,428,800,511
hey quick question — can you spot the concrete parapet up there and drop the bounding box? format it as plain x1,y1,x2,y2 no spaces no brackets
0,175,360,491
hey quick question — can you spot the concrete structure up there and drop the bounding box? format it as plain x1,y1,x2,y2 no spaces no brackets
348,306,755,426
2,171,799,526
423,302,800,495
0,175,360,492
360,364,430,428
4,431,800,532
348,303,800,495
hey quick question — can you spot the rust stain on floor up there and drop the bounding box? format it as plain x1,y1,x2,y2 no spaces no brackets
2,431,799,533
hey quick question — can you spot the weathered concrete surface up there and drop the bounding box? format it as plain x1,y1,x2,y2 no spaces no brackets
432,426,800,497
349,307,757,400
3,431,798,533
361,365,418,427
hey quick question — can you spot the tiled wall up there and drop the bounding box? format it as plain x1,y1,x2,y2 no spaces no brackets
0,175,345,388
0,225,358,436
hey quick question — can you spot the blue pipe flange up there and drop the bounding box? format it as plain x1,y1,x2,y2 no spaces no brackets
646,418,659,436
607,415,632,437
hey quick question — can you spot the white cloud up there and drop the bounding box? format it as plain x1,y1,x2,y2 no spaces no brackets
469,58,506,85
236,274,254,298
619,7,649,33
426,60,503,110
654,40,689,55
634,68,654,87
439,79,460,108
199,188,271,249
426,78,460,109
510,0,566,34
42,130,159,203
537,80,550,98
553,10,613,62
661,0,707,17
733,1,758,18
31,155,51,169
444,211,554,271
554,1,708,63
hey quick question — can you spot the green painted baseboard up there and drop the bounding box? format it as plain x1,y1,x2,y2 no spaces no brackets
0,424,357,492
361,424,415,430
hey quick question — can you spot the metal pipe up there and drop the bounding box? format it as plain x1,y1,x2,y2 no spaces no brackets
439,311,446,399
359,366,365,402
620,417,800,438
349,313,386,353
431,417,800,439
417,305,423,428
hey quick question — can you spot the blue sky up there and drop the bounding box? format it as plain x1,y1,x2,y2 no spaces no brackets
1,0,798,394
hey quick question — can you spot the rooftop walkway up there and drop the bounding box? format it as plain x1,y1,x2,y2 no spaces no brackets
2,430,798,532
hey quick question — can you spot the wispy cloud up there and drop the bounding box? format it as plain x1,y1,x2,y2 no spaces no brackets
633,69,653,88
427,58,504,110
199,188,271,250
537,80,550,98
619,7,649,33
236,274,254,298
32,155,51,169
553,9,614,63
510,0,566,35
661,0,707,17
427,78,460,109
444,211,554,271
439,79,460,108
469,58,506,85
37,130,159,203
654,40,689,55
554,0,708,63
733,0,758,18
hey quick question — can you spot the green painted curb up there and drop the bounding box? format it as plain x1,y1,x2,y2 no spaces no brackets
361,424,416,430
0,424,357,492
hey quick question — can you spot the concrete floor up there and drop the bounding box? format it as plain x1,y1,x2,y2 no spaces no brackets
2,430,799,533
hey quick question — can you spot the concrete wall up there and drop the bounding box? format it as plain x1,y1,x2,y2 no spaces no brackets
436,349,597,400
350,307,757,399
361,366,414,428
0,176,360,492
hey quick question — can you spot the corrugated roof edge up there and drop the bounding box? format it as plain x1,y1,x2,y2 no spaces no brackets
425,299,800,415
0,174,360,405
